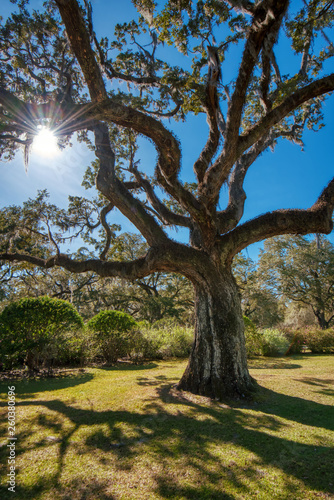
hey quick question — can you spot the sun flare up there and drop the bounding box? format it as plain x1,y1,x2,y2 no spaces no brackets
33,127,59,157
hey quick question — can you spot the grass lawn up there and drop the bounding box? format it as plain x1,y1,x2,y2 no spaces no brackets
0,355,333,499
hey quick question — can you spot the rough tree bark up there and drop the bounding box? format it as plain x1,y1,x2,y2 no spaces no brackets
178,262,255,399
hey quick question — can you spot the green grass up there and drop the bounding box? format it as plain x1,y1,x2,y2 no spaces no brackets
0,356,333,499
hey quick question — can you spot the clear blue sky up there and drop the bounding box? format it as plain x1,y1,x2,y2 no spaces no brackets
1,0,333,260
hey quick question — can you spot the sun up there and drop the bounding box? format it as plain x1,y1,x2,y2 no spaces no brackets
32,126,59,157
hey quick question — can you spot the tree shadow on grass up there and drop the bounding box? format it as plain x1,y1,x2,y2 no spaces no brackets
248,359,302,370
296,377,334,386
241,385,334,432
2,380,333,500
136,374,172,386
0,362,158,397
0,477,116,500
99,362,158,372
294,377,334,398
0,371,94,398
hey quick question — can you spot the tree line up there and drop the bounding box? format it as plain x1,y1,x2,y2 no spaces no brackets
1,232,333,331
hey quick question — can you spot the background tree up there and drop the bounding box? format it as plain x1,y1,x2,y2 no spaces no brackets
258,235,334,329
0,224,194,322
0,0,334,399
233,253,284,327
283,301,317,329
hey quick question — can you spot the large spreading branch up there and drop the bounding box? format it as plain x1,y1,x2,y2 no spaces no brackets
94,122,169,246
88,96,204,226
222,178,334,263
98,202,114,260
259,14,282,112
199,0,289,209
129,164,192,229
237,74,334,155
55,0,107,102
0,251,155,280
218,130,281,234
0,240,207,283
194,46,222,183
55,0,203,224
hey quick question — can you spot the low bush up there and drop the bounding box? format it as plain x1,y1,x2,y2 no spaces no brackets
284,329,306,355
56,328,98,366
303,327,334,353
87,310,138,363
134,323,193,360
243,316,263,357
0,297,83,370
151,317,182,330
129,328,165,361
261,328,290,357
158,326,193,358
285,327,334,354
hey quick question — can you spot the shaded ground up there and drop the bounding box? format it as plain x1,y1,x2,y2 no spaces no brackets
0,356,333,499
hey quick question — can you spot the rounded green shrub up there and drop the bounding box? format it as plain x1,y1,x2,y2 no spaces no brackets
0,296,83,370
87,310,137,363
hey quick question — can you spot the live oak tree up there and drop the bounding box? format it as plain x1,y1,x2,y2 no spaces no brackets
0,0,334,399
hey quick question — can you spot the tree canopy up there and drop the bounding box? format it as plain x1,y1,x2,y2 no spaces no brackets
0,0,333,399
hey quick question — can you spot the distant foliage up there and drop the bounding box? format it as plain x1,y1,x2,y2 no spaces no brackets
136,322,193,360
243,316,263,357
282,303,317,331
0,296,83,370
305,328,334,353
261,329,290,357
284,329,306,355
87,312,193,363
233,255,283,328
87,310,137,363
286,327,334,354
258,236,334,330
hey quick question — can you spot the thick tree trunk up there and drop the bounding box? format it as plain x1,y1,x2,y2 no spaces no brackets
315,310,330,330
178,265,256,400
